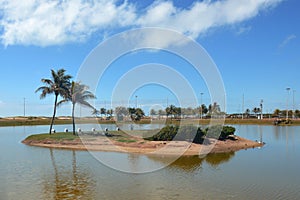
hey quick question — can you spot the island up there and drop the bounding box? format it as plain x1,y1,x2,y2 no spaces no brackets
22,125,264,156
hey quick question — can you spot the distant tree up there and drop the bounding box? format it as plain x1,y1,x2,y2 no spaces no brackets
106,109,114,118
245,108,250,118
166,105,178,120
115,106,128,121
35,69,72,134
100,108,106,117
127,107,145,121
273,109,280,116
158,109,165,119
150,109,157,118
252,107,261,117
208,102,221,116
135,108,145,121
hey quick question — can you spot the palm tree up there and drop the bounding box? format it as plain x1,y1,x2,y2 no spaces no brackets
35,69,72,134
59,82,96,135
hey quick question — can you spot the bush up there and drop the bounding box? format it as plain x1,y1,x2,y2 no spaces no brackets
145,125,235,142
205,125,236,140
145,125,178,141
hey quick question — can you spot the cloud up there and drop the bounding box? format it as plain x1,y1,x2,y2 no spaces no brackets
0,0,284,46
279,34,296,49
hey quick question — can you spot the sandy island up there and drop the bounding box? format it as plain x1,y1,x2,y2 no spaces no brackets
22,135,264,156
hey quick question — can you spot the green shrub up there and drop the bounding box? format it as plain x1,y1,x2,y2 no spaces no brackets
145,125,235,142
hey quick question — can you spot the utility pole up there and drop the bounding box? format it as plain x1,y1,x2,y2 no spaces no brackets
242,94,244,119
23,98,26,117
166,97,168,108
286,87,291,120
200,92,203,120
260,99,263,120
293,90,296,119
135,95,138,108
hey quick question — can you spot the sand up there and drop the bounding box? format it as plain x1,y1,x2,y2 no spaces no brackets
22,135,263,156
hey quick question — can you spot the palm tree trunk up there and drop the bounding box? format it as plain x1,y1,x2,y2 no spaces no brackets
72,103,76,135
49,94,58,135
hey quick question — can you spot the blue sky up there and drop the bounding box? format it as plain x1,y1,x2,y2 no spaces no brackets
0,0,299,117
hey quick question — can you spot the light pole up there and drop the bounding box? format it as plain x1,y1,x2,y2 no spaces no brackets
135,95,138,108
260,99,263,120
200,93,204,120
286,87,291,120
23,98,26,117
293,90,296,119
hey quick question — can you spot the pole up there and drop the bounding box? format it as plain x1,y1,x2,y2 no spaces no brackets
286,87,290,120
293,90,295,119
242,94,244,119
260,99,263,120
23,98,26,117
135,95,138,108
200,93,203,120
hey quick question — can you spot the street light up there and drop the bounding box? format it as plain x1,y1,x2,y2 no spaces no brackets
135,95,138,108
293,90,296,119
260,99,263,120
286,87,291,120
200,93,204,120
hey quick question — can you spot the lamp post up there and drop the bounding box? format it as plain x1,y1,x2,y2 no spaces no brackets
23,98,26,117
260,99,263,120
286,87,291,120
293,90,296,119
135,95,138,108
200,93,204,120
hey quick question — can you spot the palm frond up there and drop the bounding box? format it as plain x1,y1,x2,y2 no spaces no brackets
57,99,69,107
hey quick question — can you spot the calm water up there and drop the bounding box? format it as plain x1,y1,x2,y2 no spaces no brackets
0,124,300,200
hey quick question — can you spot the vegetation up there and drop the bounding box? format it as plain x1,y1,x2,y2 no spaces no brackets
24,132,79,141
58,82,96,135
35,69,72,134
145,125,236,143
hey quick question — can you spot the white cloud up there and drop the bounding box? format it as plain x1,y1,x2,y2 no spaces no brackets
0,0,283,46
279,34,296,49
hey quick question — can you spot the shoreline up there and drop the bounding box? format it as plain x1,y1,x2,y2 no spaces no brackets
2,117,300,127
22,135,264,156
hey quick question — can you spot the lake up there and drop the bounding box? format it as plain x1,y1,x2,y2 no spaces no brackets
0,124,299,199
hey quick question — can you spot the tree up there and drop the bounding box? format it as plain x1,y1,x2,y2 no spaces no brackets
35,69,72,134
106,109,114,119
59,82,96,135
208,102,221,116
252,107,261,117
135,108,145,121
127,107,145,121
245,108,250,118
92,109,100,117
115,106,128,121
150,109,157,118
158,109,165,119
166,105,178,120
100,108,106,118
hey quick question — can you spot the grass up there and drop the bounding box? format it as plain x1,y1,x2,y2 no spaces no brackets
24,132,79,141
116,139,137,143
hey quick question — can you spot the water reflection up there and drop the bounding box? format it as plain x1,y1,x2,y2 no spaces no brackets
147,152,235,172
43,149,95,200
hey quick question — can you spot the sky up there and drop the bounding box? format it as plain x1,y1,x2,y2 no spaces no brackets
0,0,299,117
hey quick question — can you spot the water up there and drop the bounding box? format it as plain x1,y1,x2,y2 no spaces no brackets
0,124,300,199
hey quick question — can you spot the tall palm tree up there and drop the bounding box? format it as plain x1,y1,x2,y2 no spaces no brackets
35,69,72,134
59,82,96,135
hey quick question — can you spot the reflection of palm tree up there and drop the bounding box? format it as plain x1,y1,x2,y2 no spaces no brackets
45,149,95,199
36,69,72,134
